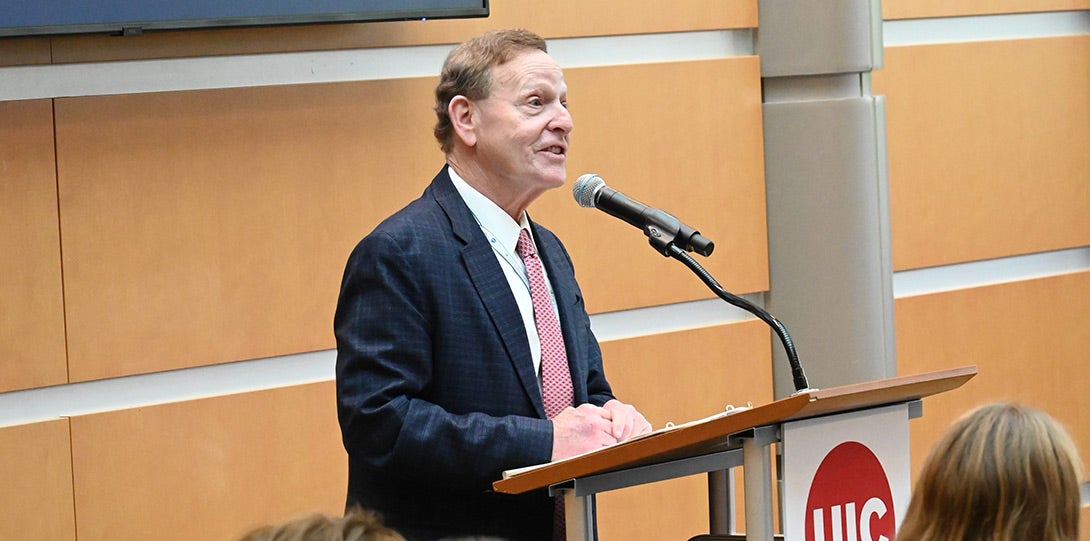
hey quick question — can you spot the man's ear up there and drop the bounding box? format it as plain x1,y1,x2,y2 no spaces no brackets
449,95,477,148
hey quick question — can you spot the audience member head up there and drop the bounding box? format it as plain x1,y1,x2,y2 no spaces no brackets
897,402,1082,541
238,507,405,541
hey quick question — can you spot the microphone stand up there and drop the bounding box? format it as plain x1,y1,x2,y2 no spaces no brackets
666,243,814,394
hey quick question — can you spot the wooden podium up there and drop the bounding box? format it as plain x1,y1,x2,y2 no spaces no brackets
494,365,977,541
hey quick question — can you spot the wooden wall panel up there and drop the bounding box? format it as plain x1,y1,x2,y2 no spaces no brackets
596,320,773,539
883,0,1090,20
542,57,769,312
56,58,765,381
0,37,52,66
1083,505,1090,541
894,271,1090,481
0,99,68,392
55,79,438,382
598,476,711,541
69,382,346,541
50,0,758,63
874,36,1090,271
0,419,76,541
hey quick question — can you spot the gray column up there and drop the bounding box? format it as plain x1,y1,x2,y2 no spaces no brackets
758,0,896,398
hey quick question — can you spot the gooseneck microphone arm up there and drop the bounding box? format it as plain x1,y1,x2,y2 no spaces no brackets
666,244,813,393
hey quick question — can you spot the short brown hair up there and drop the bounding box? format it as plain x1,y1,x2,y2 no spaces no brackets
238,508,405,541
433,28,548,154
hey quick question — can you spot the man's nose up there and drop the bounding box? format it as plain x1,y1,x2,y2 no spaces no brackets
551,105,574,133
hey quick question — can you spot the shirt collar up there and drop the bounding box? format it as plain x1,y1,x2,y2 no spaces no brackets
449,166,533,255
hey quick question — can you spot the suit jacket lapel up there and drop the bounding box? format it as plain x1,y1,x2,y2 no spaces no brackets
431,168,548,418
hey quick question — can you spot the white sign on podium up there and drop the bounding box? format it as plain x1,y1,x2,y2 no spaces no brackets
782,403,911,541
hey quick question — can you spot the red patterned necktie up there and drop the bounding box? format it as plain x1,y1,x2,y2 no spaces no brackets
516,229,574,418
516,228,573,541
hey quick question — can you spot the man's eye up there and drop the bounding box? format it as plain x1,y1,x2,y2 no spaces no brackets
528,98,543,107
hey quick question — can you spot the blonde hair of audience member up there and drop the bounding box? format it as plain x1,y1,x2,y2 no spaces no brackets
897,402,1082,541
238,507,405,541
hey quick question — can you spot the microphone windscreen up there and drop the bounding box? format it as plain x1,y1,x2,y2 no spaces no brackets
572,173,604,208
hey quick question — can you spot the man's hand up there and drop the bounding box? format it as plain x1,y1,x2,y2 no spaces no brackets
550,404,617,461
602,399,653,441
550,401,654,461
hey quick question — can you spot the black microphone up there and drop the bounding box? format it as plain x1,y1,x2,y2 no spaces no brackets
572,173,714,257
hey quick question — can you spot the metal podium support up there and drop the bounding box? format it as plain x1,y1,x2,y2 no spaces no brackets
739,426,779,541
550,429,785,541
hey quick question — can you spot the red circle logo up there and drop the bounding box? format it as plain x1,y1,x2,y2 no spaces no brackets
804,441,895,541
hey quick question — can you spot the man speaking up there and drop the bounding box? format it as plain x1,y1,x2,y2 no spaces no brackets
334,28,652,541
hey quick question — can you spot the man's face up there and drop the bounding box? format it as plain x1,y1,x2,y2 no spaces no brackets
472,49,573,202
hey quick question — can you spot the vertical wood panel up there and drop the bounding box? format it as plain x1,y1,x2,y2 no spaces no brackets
50,0,758,63
1082,505,1090,541
0,99,67,392
0,419,76,541
596,321,772,539
0,37,52,66
883,0,1090,20
894,271,1090,480
70,382,345,541
56,79,438,381
598,476,711,541
874,36,1090,271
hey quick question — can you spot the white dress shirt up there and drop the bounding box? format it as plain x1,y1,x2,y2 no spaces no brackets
449,168,560,378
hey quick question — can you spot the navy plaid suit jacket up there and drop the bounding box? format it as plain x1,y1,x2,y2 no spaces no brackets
334,166,616,540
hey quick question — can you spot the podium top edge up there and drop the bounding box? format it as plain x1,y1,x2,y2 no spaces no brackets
493,365,977,494
804,365,977,401
785,365,978,422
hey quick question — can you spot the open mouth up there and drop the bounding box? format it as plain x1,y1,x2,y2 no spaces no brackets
541,145,566,156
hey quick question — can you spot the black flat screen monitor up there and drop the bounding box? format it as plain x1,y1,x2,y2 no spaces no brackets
0,0,489,38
